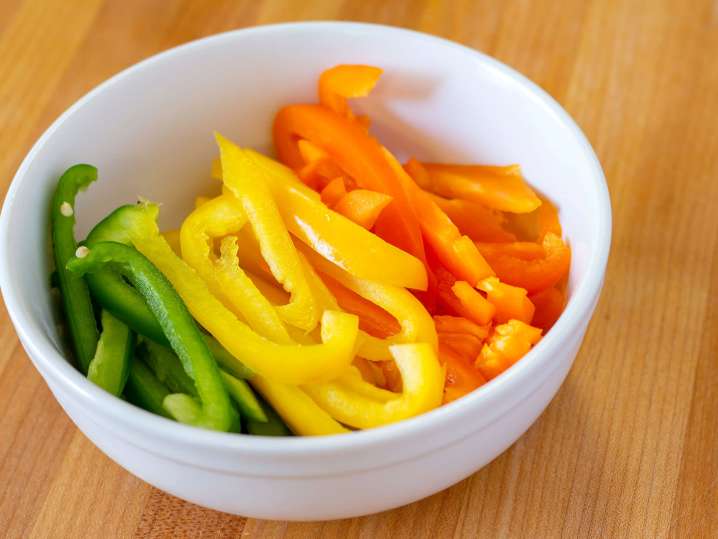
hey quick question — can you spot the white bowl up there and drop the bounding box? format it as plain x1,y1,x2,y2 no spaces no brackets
0,22,610,520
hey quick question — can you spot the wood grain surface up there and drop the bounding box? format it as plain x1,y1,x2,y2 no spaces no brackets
1,1,717,537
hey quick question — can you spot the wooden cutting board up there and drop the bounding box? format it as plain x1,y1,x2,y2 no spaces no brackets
1,1,717,537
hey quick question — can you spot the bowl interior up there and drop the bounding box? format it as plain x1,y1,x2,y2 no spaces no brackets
2,23,607,382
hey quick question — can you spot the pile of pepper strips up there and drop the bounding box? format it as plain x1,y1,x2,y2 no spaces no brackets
52,64,570,436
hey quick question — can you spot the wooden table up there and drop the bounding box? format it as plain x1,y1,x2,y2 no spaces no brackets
1,1,716,537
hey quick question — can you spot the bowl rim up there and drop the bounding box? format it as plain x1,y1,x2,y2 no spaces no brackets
0,21,611,457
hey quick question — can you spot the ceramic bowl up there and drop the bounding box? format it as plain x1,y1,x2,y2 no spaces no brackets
0,22,611,520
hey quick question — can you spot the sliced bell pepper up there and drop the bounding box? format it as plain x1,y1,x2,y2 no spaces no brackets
273,103,427,265
87,310,134,396
303,343,443,429
318,64,383,119
223,142,427,290
407,162,541,213
320,273,400,338
529,286,566,331
162,229,181,256
382,147,494,286
180,194,292,344
450,281,496,326
107,201,360,386
477,277,535,324
477,233,571,294
428,192,516,243
251,375,349,435
67,241,238,432
51,164,99,373
319,176,347,207
537,195,562,237
333,189,393,230
217,133,320,332
84,205,253,381
300,243,437,352
439,343,486,403
476,320,542,380
124,359,172,419
296,139,345,189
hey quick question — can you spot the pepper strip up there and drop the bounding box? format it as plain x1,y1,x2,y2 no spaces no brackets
300,243,437,353
87,310,135,396
318,64,383,119
217,141,427,290
217,133,320,332
180,194,292,344
84,205,253,380
119,202,359,385
382,147,495,286
51,164,99,373
303,343,443,429
273,104,427,266
67,242,237,432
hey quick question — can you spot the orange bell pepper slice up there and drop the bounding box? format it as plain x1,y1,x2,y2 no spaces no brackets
477,233,571,294
529,286,566,331
382,147,494,286
321,273,401,338
318,64,383,119
273,103,426,265
439,343,486,403
428,193,516,243
475,320,542,380
319,176,347,207
406,161,541,213
477,277,535,324
297,139,345,189
333,189,393,229
450,281,496,326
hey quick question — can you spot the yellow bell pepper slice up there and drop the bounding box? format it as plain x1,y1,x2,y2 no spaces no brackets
299,244,438,353
180,194,292,344
251,375,349,435
217,133,320,332
214,140,427,290
303,343,443,429
125,202,359,385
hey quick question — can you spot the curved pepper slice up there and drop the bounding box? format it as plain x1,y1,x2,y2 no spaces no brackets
251,375,349,435
476,320,542,380
220,141,427,290
217,133,320,332
318,64,383,119
180,194,292,344
477,277,535,324
117,202,360,385
51,164,99,373
529,286,566,331
407,161,541,213
303,343,443,429
273,103,427,265
300,244,437,352
477,233,571,294
382,147,494,286
67,242,237,432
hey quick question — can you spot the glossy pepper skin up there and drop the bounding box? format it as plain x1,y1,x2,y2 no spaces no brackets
67,241,237,432
51,164,99,373
84,204,253,379
124,359,172,419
